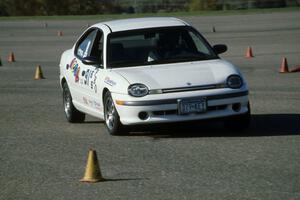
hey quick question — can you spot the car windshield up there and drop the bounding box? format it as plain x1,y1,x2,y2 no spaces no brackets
107,26,218,68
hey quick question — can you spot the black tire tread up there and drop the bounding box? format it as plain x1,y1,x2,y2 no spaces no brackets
104,92,127,136
63,83,85,123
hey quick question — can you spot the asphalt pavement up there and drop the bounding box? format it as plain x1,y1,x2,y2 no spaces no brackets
0,11,300,200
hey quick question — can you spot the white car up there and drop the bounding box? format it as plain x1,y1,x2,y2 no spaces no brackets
59,17,250,135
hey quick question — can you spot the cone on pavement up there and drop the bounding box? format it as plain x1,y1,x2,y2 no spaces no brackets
279,57,289,73
245,46,254,58
57,30,63,36
8,52,15,62
80,150,104,183
34,65,45,80
290,65,300,73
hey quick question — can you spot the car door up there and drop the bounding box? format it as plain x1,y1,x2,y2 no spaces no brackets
70,28,104,114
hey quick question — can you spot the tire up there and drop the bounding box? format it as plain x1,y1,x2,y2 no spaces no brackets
224,103,251,131
104,92,127,135
63,83,85,123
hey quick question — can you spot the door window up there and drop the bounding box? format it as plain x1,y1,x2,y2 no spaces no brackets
75,29,103,66
76,30,98,59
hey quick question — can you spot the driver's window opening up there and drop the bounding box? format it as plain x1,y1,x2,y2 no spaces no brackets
76,29,104,67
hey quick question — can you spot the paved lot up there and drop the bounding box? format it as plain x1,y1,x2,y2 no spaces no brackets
0,12,300,200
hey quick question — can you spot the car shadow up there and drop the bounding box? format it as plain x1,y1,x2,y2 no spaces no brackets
128,114,300,138
101,177,147,183
83,120,104,124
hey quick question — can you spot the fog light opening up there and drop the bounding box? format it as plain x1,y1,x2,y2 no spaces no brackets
138,112,149,120
232,103,241,112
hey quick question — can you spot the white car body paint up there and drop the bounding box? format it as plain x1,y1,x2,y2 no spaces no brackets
59,17,249,125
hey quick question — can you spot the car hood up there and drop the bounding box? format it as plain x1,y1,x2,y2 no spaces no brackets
113,59,238,90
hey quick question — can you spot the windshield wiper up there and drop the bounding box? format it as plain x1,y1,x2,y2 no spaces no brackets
146,55,215,65
110,55,218,68
109,60,144,68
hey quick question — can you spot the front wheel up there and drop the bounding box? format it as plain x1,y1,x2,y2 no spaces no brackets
104,92,127,135
63,83,85,123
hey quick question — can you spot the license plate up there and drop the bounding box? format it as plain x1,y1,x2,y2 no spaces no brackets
178,98,207,115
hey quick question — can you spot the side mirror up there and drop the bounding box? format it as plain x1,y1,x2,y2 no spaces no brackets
213,44,227,55
82,56,100,65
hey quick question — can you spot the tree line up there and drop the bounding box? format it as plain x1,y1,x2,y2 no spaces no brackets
0,0,298,16
0,0,122,16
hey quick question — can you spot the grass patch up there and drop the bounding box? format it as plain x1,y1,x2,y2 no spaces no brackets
0,6,299,21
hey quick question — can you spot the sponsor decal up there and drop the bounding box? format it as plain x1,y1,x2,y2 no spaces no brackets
83,97,88,105
79,68,99,94
91,69,99,93
70,58,80,83
104,77,116,86
82,97,101,110
93,100,101,111
94,85,97,93
84,69,90,85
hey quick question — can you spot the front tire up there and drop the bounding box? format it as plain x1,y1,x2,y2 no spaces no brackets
63,83,85,123
104,92,127,135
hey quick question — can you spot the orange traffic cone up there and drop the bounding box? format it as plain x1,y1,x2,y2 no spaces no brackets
8,52,15,62
279,57,289,73
34,65,45,80
245,46,254,58
290,65,300,73
57,30,63,36
80,150,104,183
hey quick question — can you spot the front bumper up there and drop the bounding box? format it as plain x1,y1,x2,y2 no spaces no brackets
112,89,249,125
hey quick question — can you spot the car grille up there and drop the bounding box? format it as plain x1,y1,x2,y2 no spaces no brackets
161,84,226,94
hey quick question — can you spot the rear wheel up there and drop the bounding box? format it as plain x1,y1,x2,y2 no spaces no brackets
224,103,251,131
104,92,127,135
63,83,85,123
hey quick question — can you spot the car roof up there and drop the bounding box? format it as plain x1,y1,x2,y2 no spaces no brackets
94,17,189,33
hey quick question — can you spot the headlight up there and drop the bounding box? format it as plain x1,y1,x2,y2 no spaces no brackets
227,75,243,89
128,84,149,97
